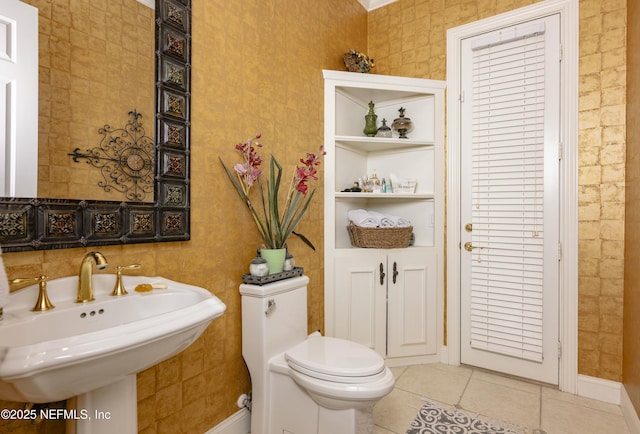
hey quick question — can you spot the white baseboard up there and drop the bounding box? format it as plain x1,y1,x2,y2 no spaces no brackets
439,345,449,364
205,408,250,434
385,353,442,368
576,374,621,405
621,385,640,434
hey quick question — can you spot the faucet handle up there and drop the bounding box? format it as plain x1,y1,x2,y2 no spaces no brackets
111,264,141,297
11,275,54,312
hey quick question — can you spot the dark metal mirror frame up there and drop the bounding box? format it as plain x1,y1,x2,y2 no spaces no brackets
0,0,191,252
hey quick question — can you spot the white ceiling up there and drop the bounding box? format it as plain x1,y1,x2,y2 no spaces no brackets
358,0,397,11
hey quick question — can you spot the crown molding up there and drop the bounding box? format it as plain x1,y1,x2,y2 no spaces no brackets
136,0,155,9
358,0,397,12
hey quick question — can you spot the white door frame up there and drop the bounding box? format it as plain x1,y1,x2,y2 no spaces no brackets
446,0,579,393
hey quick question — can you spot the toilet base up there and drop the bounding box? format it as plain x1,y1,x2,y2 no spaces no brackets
262,363,374,434
318,405,374,434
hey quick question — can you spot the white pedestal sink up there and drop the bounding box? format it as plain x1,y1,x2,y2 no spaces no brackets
67,376,138,434
0,275,226,433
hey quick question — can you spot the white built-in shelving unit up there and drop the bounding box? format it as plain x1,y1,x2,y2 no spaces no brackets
323,70,445,365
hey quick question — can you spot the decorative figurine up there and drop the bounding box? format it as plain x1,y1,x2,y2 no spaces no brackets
392,107,413,139
376,118,392,138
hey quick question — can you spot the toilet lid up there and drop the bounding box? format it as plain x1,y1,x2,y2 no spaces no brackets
284,336,385,382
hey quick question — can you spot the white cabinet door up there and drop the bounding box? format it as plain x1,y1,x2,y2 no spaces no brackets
333,250,387,356
387,249,438,358
334,248,437,359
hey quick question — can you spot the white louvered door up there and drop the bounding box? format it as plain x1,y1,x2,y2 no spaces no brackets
459,14,560,384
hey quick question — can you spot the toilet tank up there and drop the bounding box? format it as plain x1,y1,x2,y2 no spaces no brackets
240,276,309,362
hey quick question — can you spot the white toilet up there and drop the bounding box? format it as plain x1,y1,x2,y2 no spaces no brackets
240,275,395,434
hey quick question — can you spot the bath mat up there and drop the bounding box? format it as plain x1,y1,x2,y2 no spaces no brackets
406,399,529,434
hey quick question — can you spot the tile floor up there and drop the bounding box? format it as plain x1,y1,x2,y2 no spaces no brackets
373,363,632,434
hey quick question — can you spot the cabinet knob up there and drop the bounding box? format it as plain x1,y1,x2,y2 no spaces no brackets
379,263,385,285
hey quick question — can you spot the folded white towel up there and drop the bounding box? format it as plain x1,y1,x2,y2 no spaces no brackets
0,248,9,317
388,215,412,227
371,211,412,227
348,209,378,227
369,211,395,227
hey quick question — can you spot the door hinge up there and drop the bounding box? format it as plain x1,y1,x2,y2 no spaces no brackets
558,242,562,261
557,341,562,359
459,91,465,103
558,141,563,160
559,43,563,62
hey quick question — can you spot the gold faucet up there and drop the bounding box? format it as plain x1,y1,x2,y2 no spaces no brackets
77,251,109,303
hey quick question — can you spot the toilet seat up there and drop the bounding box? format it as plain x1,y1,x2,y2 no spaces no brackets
284,335,386,384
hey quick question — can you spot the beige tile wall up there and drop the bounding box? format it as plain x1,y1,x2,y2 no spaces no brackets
0,0,367,432
368,0,627,382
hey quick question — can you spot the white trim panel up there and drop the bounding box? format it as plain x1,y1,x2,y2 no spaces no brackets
205,408,251,434
576,374,621,405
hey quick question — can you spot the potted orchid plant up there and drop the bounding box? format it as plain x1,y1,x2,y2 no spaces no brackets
219,134,324,273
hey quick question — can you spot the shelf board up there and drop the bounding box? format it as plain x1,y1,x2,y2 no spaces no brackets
335,192,435,200
334,135,434,152
334,244,435,251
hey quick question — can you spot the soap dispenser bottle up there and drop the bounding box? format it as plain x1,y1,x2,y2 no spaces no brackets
370,170,382,193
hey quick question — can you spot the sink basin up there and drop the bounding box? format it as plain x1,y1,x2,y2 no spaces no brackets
0,274,226,403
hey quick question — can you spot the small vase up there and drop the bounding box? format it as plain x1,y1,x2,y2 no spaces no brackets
260,248,286,274
363,101,378,137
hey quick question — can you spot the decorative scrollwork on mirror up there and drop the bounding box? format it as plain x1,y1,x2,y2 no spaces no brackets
69,110,155,202
0,0,191,252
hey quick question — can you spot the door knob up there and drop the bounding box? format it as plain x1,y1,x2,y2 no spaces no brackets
464,242,481,252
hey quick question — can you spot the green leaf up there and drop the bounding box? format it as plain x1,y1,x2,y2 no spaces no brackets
291,230,316,251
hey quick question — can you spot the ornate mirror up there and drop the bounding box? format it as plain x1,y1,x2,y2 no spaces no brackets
0,0,191,252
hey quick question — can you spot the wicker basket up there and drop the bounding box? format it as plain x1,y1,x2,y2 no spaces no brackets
347,222,413,248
